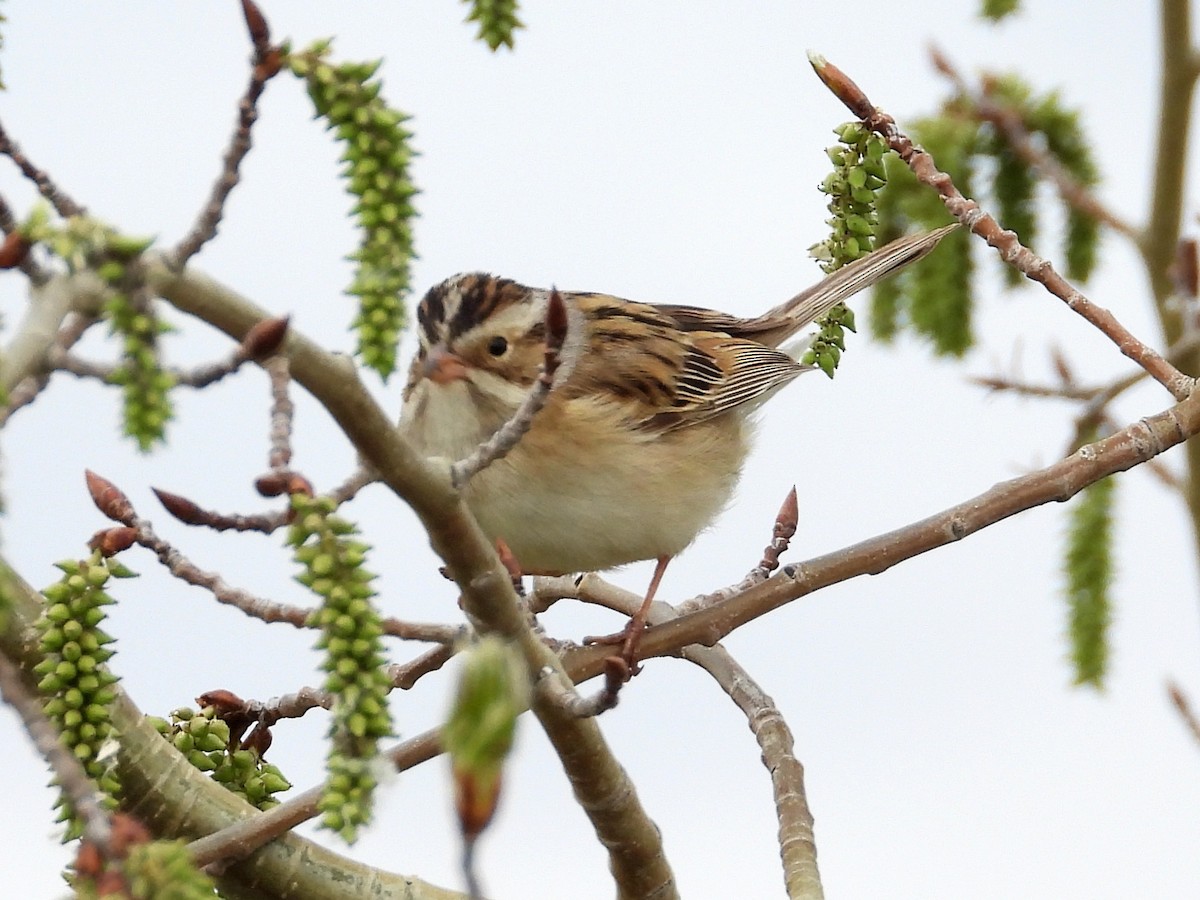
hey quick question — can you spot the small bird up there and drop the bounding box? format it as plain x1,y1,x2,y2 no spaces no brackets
401,226,955,666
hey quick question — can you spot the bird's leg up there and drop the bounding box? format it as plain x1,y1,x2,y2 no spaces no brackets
583,555,671,676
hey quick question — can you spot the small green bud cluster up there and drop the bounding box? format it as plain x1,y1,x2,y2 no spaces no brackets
19,208,154,275
288,494,392,842
146,707,292,810
289,45,417,380
320,756,381,844
802,304,857,379
804,123,885,377
443,637,528,839
463,0,524,51
812,123,888,272
19,208,173,450
118,840,218,899
101,286,176,453
34,553,126,840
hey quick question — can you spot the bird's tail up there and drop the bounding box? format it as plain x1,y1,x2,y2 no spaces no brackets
751,223,959,347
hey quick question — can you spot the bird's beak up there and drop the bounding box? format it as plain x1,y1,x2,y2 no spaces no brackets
422,344,469,384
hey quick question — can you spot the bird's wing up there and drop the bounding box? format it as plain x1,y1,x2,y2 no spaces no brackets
563,293,805,431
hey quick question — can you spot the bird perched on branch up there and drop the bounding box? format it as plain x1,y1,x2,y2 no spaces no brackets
401,225,956,670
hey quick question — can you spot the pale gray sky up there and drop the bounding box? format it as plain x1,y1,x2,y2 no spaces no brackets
1,3,1197,898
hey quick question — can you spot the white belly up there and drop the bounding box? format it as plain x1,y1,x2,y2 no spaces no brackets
401,381,749,572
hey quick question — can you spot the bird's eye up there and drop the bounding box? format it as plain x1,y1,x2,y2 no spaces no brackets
487,336,509,357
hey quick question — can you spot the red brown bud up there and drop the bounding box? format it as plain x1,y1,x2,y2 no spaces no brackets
453,765,503,841
242,315,290,360
152,488,207,525
240,0,271,52
494,537,524,589
807,53,873,119
88,526,138,556
243,723,273,757
73,840,104,877
285,472,314,498
107,813,151,856
775,486,799,540
197,689,246,716
84,470,134,523
254,471,287,497
0,231,31,269
255,48,283,81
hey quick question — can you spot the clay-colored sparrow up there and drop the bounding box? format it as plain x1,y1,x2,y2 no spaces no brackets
401,226,954,663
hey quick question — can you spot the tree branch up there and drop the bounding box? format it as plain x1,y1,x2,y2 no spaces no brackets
0,118,84,217
536,572,823,898
0,651,114,854
0,558,465,899
682,644,821,900
562,381,1200,678
929,46,1138,239
0,271,107,395
143,258,678,899
170,8,280,269
810,53,1194,402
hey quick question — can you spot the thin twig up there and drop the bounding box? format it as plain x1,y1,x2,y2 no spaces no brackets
539,572,821,894
87,470,459,642
0,272,107,395
329,466,379,505
153,465,378,535
387,642,459,690
170,5,280,268
0,652,113,852
450,289,572,488
170,351,252,389
153,486,289,534
809,53,1193,402
242,686,334,725
266,355,293,471
49,348,117,381
535,658,625,717
929,46,1137,239
0,118,84,217
1,310,102,423
970,375,1100,401
187,728,444,869
1168,680,1200,749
